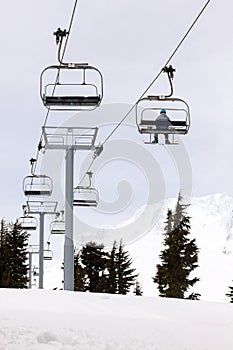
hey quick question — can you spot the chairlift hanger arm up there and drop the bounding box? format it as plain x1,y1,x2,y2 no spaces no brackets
54,28,69,46
29,158,37,175
161,65,175,97
53,27,71,66
54,28,103,74
137,65,175,104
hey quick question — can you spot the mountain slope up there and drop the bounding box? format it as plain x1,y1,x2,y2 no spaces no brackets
44,193,233,302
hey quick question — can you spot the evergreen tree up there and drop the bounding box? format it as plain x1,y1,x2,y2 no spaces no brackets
153,194,200,299
187,292,201,300
173,192,186,229
116,240,138,295
133,280,143,296
80,242,108,293
105,240,118,294
0,220,29,288
74,252,87,292
6,222,29,288
226,282,233,302
0,220,9,287
74,240,139,295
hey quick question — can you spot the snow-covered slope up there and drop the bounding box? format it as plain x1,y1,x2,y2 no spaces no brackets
44,193,233,302
4,193,233,349
1,289,233,350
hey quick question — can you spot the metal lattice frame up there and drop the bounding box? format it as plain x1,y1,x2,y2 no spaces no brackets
42,126,98,150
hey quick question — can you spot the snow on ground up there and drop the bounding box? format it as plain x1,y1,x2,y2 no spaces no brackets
1,289,233,350
2,193,233,349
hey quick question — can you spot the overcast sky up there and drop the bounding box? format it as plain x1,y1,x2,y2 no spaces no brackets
0,0,232,235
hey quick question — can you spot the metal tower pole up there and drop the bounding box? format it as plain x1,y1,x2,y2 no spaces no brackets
39,212,45,289
41,126,98,291
28,252,32,289
64,147,74,291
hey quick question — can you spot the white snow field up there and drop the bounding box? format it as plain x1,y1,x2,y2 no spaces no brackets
1,193,233,349
1,288,233,350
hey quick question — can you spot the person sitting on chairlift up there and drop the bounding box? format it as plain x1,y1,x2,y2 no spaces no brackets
152,109,171,144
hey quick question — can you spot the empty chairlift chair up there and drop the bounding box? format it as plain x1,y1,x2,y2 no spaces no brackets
23,175,53,197
40,64,103,111
73,186,99,207
73,171,99,207
50,220,65,235
18,215,38,231
40,28,103,111
44,242,53,261
50,211,65,235
43,250,53,261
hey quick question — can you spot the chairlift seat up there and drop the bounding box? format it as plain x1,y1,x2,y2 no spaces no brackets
44,95,101,107
139,119,188,135
73,199,98,207
140,120,156,126
51,229,65,235
43,250,53,261
21,224,37,231
140,120,187,127
44,256,52,261
24,189,52,196
140,128,187,135
170,121,187,126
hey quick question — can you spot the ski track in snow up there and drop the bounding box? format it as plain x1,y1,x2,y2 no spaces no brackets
0,326,158,350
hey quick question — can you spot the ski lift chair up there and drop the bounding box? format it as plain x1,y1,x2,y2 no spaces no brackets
50,218,65,235
18,215,38,231
23,175,53,197
44,242,53,261
40,64,103,111
73,186,99,207
43,249,53,261
136,96,190,144
136,65,191,144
